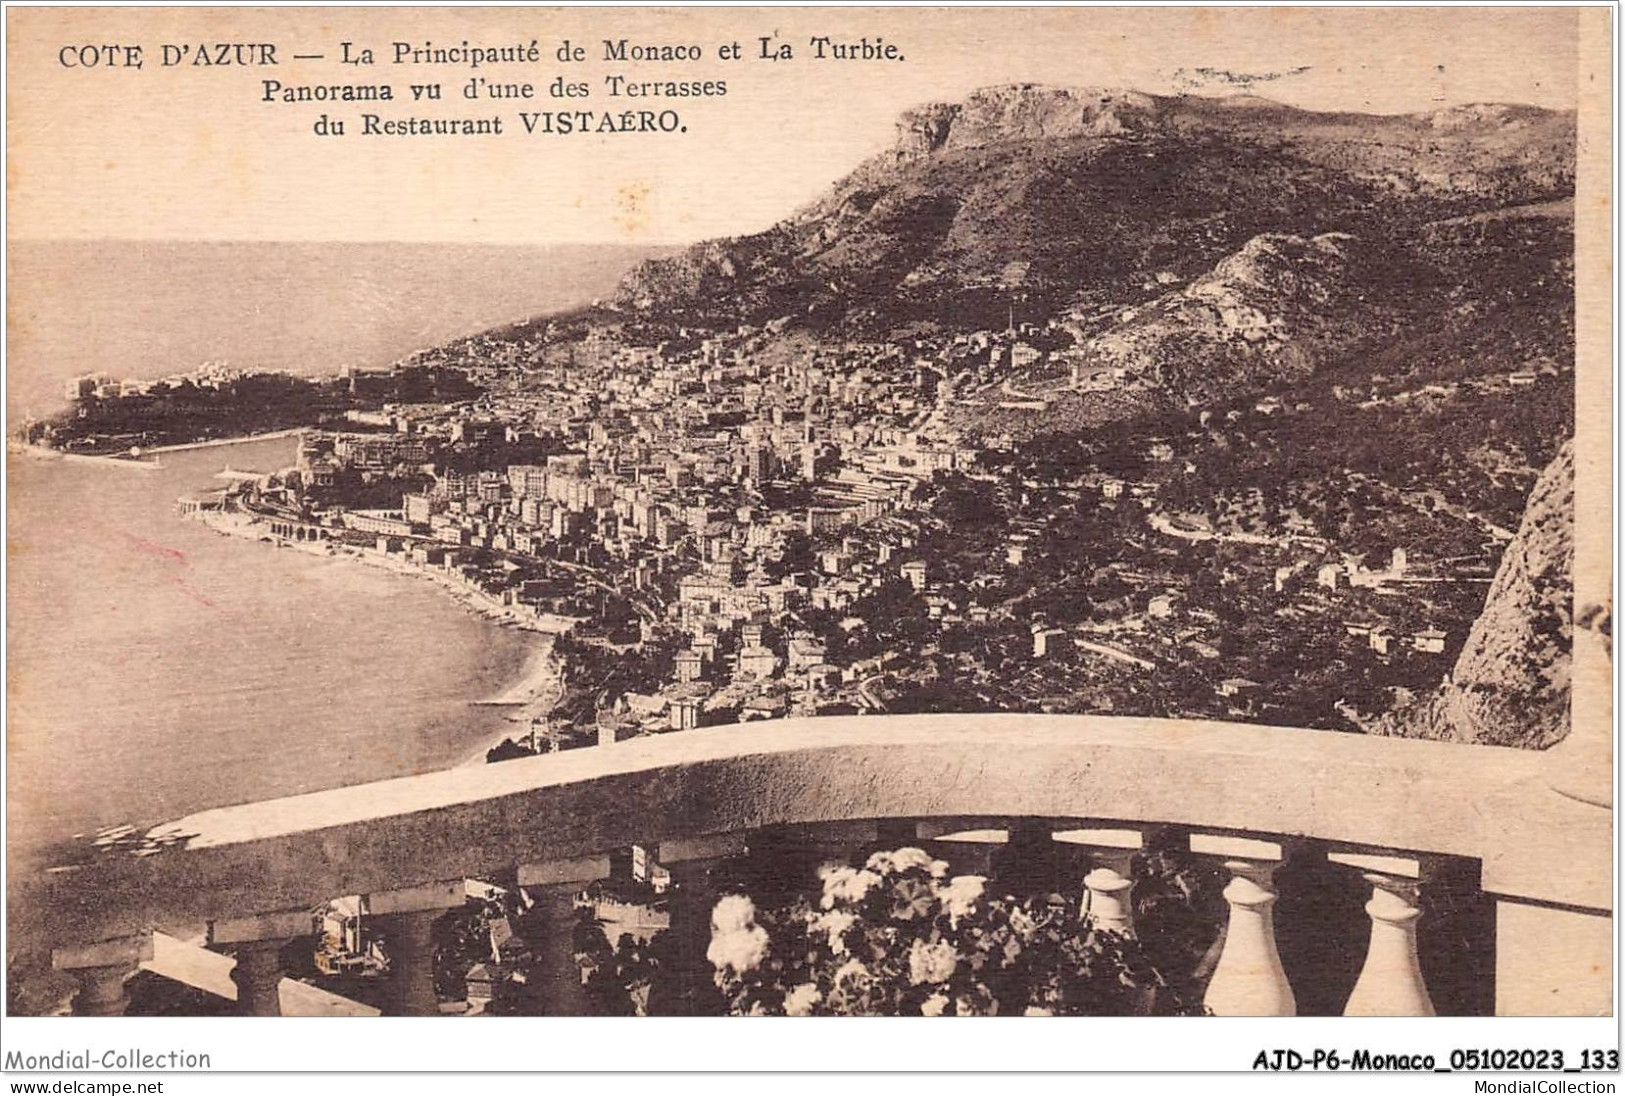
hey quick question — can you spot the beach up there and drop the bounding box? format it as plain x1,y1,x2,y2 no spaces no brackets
460,644,567,766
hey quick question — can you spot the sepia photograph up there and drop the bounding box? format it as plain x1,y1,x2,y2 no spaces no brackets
1,1,1615,1076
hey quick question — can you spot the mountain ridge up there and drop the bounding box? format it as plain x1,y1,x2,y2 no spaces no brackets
614,83,1575,338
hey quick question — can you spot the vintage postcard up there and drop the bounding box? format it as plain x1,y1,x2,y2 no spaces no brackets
2,2,1614,1075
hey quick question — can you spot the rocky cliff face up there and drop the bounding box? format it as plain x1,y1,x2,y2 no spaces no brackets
1377,440,1575,748
1075,232,1367,398
891,86,1164,156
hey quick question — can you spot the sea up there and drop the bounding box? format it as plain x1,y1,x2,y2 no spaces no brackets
6,239,664,420
4,240,658,1012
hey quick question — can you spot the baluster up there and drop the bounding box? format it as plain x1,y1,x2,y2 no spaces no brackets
229,942,289,1017
991,820,1060,895
1082,867,1136,934
1193,835,1296,1016
375,911,439,1016
52,935,154,1017
363,879,466,1017
1331,853,1434,1016
1056,827,1144,936
211,907,314,1016
517,854,610,1016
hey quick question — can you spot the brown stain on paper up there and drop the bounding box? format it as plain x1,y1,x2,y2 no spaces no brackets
614,181,653,238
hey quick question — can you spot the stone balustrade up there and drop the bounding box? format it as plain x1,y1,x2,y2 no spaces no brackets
41,713,1611,1017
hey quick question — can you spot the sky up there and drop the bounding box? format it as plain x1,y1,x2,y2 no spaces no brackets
6,6,1584,245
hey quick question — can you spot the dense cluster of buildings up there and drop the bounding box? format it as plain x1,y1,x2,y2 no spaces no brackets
208,317,1065,739
196,304,1504,742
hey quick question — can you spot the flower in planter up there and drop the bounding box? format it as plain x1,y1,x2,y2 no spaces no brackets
818,864,882,908
706,847,1206,1017
783,982,821,1016
824,957,876,1015
907,938,959,986
810,908,858,955
867,846,935,876
707,895,769,977
711,894,756,934
936,874,986,925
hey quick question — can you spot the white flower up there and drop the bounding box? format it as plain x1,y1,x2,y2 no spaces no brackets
936,875,986,925
708,896,769,975
819,866,881,909
811,909,858,955
1023,1006,1055,1016
818,864,855,906
895,847,934,871
907,938,959,986
783,982,822,1017
871,845,936,871
707,924,769,975
929,859,951,879
710,894,757,935
832,958,869,987
920,993,950,1017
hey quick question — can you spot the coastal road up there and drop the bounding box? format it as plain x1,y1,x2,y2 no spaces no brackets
234,493,663,623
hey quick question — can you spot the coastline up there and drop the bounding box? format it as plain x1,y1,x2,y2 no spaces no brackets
7,440,161,470
140,427,307,454
190,507,569,768
458,647,566,767
473,644,563,706
9,428,305,468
